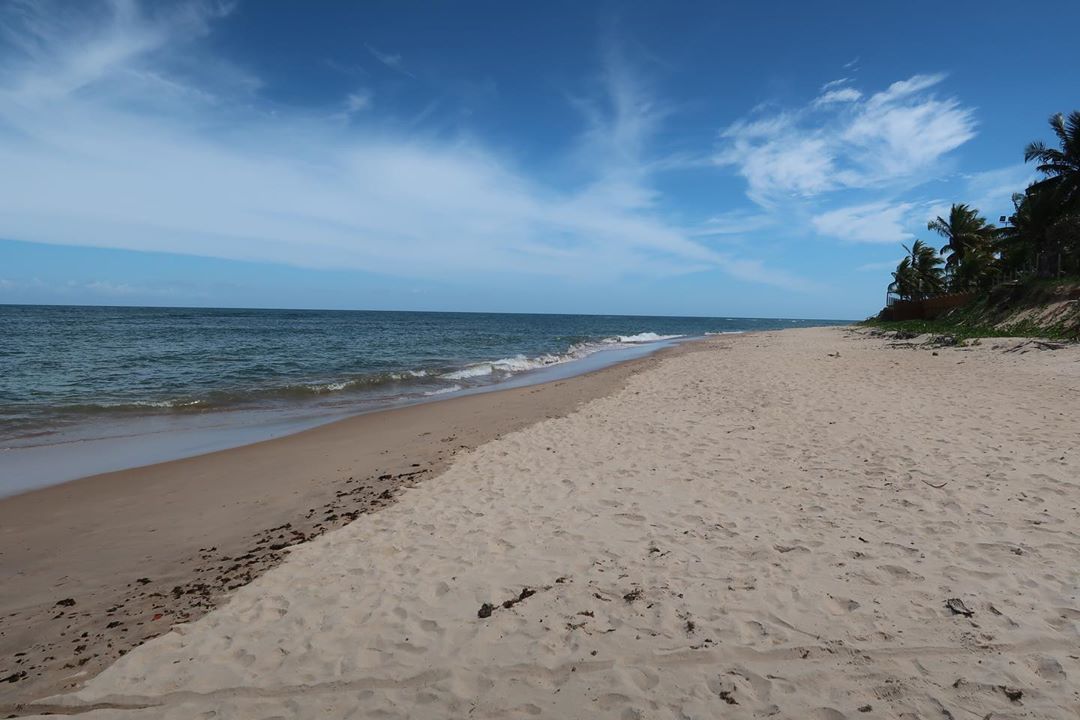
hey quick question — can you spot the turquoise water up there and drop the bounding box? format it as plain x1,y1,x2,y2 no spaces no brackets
0,305,845,449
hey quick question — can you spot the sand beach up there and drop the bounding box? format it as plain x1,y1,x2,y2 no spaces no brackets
4,326,1080,718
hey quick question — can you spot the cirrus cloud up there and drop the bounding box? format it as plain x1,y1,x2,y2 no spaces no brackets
813,87,862,106
0,0,811,293
811,201,918,244
715,73,976,206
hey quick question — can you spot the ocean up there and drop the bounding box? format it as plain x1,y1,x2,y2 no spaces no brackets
0,305,845,493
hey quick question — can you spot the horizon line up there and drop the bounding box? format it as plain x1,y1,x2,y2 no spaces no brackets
0,301,858,323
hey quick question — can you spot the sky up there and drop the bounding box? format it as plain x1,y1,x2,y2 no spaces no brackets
0,0,1077,319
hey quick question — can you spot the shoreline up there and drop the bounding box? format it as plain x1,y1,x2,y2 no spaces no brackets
0,339,697,707
0,338,687,498
3,304,847,498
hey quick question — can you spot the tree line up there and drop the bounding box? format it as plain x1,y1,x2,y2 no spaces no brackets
889,111,1080,301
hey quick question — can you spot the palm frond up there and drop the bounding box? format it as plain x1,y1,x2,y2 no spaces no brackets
1024,140,1049,163
1065,111,1080,150
1049,113,1067,149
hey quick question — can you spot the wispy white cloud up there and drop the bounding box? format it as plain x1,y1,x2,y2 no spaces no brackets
821,78,852,91
690,209,775,237
716,114,848,203
813,87,861,106
812,201,918,244
564,39,676,213
82,279,187,296
715,73,976,206
327,87,374,124
0,0,810,292
865,74,946,107
365,43,414,78
0,275,198,298
916,165,1036,234
842,77,975,182
821,189,1016,249
960,164,1037,219
345,88,373,113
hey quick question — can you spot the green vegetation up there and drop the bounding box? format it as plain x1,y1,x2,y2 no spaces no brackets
860,317,1012,342
887,240,944,300
872,111,1080,341
862,315,1076,342
927,204,998,291
865,277,1080,340
883,111,1080,303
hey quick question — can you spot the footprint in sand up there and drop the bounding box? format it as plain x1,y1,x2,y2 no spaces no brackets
739,619,769,642
825,596,861,614
1031,654,1067,681
877,564,924,581
809,708,848,720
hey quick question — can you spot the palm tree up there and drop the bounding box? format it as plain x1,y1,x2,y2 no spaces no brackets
1024,111,1080,212
927,204,997,290
997,189,1057,276
888,256,918,301
1047,213,1080,275
902,239,945,298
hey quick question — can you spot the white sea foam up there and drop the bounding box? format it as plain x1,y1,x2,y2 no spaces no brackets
612,332,683,343
441,364,495,380
705,330,745,336
438,332,681,383
113,399,206,409
303,379,359,394
307,370,428,393
424,385,462,396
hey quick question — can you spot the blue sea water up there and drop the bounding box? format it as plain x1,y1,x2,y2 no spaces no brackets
0,306,845,493
0,305,847,443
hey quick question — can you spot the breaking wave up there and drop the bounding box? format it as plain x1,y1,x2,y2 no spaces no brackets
438,332,683,383
10,331,685,429
610,332,683,343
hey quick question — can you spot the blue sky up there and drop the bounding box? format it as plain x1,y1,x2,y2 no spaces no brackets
0,0,1076,319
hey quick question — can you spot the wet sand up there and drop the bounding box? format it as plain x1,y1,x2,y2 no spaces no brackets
0,346,673,708
0,339,679,497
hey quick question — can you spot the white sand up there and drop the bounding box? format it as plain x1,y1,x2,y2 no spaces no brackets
29,328,1080,718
